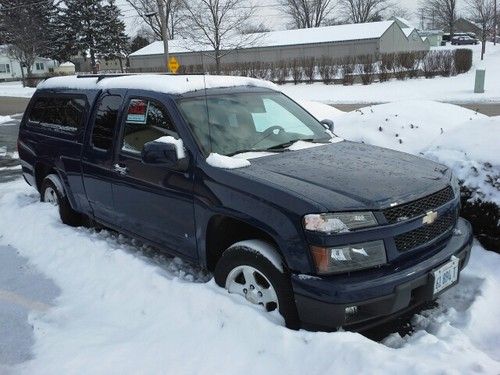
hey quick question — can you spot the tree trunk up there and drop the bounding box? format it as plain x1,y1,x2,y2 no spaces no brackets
90,49,97,74
215,51,221,75
20,62,26,87
481,40,486,60
119,57,124,73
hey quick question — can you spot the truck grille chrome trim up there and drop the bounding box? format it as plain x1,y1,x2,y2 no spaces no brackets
383,186,455,224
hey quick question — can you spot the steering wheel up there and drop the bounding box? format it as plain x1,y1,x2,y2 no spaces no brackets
252,125,286,147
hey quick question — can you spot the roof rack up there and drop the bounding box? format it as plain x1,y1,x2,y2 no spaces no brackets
76,72,207,82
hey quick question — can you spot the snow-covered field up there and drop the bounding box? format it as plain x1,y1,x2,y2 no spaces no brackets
0,179,499,374
0,82,35,98
283,43,500,104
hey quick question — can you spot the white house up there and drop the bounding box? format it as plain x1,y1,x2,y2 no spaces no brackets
0,45,58,81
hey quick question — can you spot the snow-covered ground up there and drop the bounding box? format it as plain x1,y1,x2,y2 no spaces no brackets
0,178,499,374
302,100,500,205
0,82,36,98
283,43,500,104
0,115,14,125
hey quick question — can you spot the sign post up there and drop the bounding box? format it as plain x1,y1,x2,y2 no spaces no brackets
168,57,180,74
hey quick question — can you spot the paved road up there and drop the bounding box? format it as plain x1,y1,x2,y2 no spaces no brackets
0,97,30,116
0,245,60,368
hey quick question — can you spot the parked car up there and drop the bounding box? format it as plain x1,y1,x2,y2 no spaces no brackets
17,75,473,332
452,35,479,45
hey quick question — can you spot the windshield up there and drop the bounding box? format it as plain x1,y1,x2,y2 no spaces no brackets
176,92,332,156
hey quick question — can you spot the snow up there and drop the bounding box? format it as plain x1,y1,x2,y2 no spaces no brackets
229,240,284,272
287,140,328,151
282,43,500,104
37,74,278,95
0,179,499,374
206,153,251,169
129,21,394,57
0,115,13,124
0,81,36,98
327,100,487,155
154,136,185,159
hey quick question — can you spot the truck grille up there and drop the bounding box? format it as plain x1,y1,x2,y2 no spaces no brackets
394,212,456,252
383,186,455,224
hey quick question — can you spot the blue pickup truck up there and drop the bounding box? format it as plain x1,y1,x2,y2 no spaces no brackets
17,74,473,331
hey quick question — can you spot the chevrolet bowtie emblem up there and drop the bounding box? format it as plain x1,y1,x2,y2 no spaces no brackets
423,210,438,225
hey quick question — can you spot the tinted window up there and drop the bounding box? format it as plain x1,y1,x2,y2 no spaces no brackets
92,95,122,150
29,96,85,133
121,99,178,154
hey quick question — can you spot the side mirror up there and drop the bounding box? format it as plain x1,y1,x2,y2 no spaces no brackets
141,138,188,170
321,119,335,132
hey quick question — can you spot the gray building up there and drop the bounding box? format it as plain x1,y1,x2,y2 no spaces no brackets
129,20,430,72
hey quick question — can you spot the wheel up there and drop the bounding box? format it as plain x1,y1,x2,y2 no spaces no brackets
214,240,300,329
41,174,82,227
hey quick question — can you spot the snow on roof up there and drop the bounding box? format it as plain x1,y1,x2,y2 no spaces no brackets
59,62,75,67
36,74,278,95
391,16,416,29
130,21,395,57
402,28,415,37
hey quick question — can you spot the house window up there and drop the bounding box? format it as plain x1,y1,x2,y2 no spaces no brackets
35,62,45,70
0,64,10,73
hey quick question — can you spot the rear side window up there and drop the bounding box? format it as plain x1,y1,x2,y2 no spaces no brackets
91,95,122,151
29,96,85,133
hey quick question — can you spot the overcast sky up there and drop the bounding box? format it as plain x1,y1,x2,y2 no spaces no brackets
117,0,423,37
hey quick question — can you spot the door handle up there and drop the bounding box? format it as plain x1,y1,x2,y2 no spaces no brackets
113,163,128,175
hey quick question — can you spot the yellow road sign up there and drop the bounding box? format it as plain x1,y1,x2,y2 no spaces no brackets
168,57,180,73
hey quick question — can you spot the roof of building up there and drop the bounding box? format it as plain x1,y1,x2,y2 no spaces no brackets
36,74,278,95
130,21,395,57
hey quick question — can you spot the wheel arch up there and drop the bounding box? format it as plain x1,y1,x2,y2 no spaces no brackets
204,214,287,272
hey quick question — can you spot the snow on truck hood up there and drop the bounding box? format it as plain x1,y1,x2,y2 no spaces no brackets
36,74,278,95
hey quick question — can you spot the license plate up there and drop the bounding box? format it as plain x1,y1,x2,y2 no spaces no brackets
433,256,459,295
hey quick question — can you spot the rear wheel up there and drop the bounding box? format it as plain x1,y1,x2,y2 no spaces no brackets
41,175,82,227
214,241,300,329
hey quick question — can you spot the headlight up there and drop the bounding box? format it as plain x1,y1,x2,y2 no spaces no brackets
310,240,387,274
451,173,460,199
303,212,378,233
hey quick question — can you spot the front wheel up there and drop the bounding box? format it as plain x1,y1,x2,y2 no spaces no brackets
214,240,300,329
41,175,82,227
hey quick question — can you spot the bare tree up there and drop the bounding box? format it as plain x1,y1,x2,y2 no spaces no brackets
278,0,336,28
125,0,185,39
466,0,496,59
337,0,391,23
182,0,260,74
419,0,458,37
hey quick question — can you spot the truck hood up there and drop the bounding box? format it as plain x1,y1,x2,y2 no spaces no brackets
237,141,451,211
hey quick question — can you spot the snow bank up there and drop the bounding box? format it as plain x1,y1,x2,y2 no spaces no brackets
0,115,12,125
0,179,499,374
332,100,486,154
0,81,36,98
37,75,278,95
425,116,500,204
206,153,251,169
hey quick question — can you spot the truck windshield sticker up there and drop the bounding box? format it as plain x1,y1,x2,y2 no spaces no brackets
127,99,149,124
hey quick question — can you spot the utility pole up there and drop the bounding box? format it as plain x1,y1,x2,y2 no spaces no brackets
156,0,170,72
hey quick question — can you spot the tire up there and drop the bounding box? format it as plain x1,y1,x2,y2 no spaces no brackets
214,241,300,329
41,175,82,227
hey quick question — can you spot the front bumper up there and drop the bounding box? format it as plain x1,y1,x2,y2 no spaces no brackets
291,217,473,331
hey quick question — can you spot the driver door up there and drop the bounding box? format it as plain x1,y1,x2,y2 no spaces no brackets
111,95,197,260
